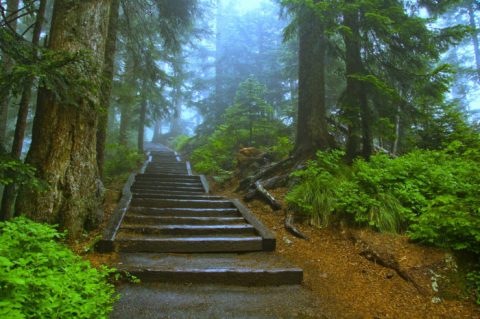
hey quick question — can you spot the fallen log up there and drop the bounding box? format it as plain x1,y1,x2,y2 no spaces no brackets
285,212,308,240
237,157,296,192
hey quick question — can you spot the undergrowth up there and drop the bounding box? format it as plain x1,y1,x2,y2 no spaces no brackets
285,145,480,255
0,217,118,318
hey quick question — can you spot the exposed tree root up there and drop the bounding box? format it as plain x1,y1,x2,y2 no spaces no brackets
244,180,282,210
352,235,427,295
285,211,309,240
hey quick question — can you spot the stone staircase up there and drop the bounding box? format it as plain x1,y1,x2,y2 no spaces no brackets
98,145,302,287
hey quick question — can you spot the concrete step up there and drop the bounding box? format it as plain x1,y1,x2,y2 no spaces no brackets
130,189,206,195
146,164,185,167
131,185,205,193
144,171,189,175
114,236,263,253
128,207,241,217
115,253,303,286
131,194,224,201
132,181,203,188
123,214,246,225
135,174,200,182
118,224,256,236
130,199,235,209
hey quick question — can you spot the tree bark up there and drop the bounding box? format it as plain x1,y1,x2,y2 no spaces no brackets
342,2,372,161
97,0,120,178
16,0,111,239
294,2,332,156
1,0,47,220
0,0,20,150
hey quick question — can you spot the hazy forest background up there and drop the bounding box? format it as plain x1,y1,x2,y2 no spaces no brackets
1,0,480,318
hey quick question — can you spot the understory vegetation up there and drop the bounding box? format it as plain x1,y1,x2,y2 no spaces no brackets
285,145,480,254
0,218,118,319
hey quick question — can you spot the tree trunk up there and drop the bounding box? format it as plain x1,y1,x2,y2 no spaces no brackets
215,0,224,117
118,57,136,146
152,120,161,143
0,0,20,150
138,87,147,153
97,0,120,178
392,105,402,156
342,2,372,161
16,0,111,239
294,3,332,156
468,2,480,80
1,0,47,220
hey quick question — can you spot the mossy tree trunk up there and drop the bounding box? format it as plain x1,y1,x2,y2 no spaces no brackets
16,0,111,239
294,2,333,157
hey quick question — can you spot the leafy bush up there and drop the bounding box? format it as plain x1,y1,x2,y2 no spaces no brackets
286,147,480,253
190,78,292,176
0,217,118,319
170,135,191,152
104,143,144,183
0,154,44,190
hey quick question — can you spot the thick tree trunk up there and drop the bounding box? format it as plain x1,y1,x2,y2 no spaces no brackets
0,0,20,150
1,0,47,220
97,0,120,178
16,0,111,239
468,2,480,80
342,2,372,161
294,3,332,156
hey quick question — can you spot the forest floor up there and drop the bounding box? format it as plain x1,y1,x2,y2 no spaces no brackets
217,183,480,319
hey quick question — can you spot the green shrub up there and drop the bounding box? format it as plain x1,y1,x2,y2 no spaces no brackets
170,135,191,152
0,154,44,190
189,78,292,176
0,217,118,319
104,144,144,183
286,147,480,253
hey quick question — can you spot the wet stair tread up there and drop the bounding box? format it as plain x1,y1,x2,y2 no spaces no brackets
123,215,247,225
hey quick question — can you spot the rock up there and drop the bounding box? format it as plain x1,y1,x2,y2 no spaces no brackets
283,236,293,246
386,271,395,279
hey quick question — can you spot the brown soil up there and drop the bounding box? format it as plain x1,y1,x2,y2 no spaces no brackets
70,184,121,267
218,184,480,319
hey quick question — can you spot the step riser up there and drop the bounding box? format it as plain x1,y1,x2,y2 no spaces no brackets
132,182,203,188
130,189,205,195
118,226,255,236
120,269,303,286
136,174,198,180
132,194,221,200
123,216,246,225
130,199,234,209
131,186,205,192
115,239,263,253
126,211,240,218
